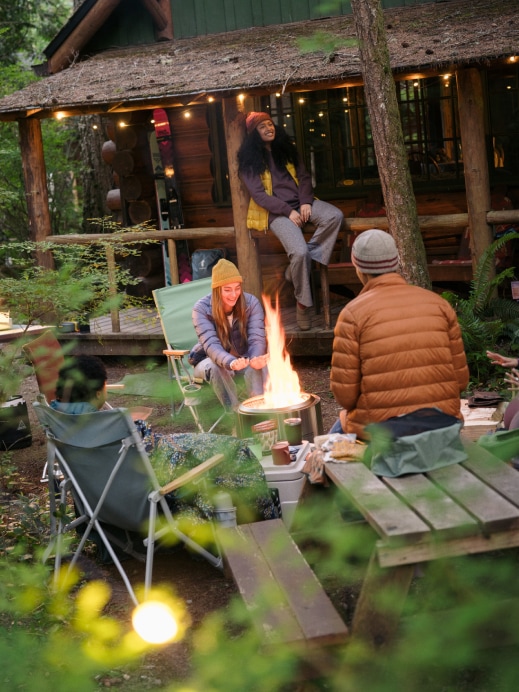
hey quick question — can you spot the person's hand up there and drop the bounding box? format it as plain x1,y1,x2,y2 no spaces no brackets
230,357,249,371
300,204,312,224
288,209,303,227
249,354,268,370
504,368,519,388
486,350,519,368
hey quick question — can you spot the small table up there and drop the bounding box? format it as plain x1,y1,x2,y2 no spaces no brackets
324,443,519,648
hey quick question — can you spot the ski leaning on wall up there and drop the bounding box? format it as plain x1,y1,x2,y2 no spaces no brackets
149,108,190,285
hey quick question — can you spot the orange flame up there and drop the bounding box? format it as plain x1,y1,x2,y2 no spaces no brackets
262,295,304,408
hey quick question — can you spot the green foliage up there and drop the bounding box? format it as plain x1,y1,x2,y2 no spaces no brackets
0,235,150,400
0,556,154,691
0,65,83,241
0,1,72,65
1,469,519,689
443,232,519,386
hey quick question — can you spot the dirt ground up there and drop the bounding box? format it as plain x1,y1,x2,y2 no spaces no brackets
6,355,342,689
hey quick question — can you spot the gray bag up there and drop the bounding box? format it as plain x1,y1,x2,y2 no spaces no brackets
365,407,467,477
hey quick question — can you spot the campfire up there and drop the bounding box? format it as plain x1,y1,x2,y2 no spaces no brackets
235,296,323,442
262,295,306,409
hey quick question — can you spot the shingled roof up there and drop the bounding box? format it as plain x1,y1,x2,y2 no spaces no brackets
0,0,516,120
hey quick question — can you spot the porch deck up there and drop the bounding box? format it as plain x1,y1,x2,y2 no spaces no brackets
57,302,346,358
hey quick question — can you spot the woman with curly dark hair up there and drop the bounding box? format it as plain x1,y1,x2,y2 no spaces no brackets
238,112,344,330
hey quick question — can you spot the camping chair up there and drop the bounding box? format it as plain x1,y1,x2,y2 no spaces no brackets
153,278,225,433
23,329,131,483
33,402,224,606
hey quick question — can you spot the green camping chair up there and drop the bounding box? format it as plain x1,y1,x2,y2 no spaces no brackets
153,278,226,433
34,402,224,606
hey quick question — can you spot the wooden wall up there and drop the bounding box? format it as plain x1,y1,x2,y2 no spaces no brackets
100,104,470,304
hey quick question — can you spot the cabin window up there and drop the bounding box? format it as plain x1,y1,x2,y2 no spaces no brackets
486,63,519,178
263,76,465,194
207,103,231,205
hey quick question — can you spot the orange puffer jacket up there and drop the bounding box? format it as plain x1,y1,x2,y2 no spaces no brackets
330,273,469,440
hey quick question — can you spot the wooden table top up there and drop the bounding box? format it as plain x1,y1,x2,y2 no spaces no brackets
325,443,519,568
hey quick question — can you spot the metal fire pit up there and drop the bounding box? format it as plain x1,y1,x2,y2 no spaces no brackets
236,392,323,443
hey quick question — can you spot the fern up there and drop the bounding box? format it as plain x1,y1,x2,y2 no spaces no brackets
443,232,519,385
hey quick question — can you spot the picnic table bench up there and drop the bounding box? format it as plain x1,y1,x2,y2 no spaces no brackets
324,443,519,648
219,518,348,649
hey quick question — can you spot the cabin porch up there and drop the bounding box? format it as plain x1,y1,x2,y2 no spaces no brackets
57,302,347,358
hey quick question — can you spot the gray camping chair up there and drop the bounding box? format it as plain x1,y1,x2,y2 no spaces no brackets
34,402,224,606
153,278,226,433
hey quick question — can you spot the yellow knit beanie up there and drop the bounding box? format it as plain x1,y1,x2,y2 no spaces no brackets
211,259,243,288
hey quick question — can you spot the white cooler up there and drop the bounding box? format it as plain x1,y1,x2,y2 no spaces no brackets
259,442,310,529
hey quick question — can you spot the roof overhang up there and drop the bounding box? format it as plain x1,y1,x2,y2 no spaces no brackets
0,0,516,122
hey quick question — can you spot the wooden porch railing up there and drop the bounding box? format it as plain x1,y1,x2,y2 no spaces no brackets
42,211,519,332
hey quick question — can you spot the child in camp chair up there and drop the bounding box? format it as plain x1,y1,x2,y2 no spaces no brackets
51,355,278,524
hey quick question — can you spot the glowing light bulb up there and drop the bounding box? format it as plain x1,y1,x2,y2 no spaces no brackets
132,601,178,645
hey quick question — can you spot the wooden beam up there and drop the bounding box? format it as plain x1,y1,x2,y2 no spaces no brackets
18,119,54,269
139,0,168,31
223,97,263,299
42,227,235,245
47,0,123,74
456,67,494,275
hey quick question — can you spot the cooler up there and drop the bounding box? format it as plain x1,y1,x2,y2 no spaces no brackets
259,442,310,529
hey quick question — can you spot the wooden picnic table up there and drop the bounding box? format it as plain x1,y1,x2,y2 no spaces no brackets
324,443,519,648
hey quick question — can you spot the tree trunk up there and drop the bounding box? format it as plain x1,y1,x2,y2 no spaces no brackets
75,114,114,233
18,118,54,268
456,67,494,275
350,0,430,289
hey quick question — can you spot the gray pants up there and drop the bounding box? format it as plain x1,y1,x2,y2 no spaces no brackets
194,357,265,411
269,199,343,307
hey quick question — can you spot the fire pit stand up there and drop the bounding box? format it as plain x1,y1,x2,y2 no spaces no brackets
236,392,323,443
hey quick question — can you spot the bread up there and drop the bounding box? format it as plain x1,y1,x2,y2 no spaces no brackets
329,440,364,460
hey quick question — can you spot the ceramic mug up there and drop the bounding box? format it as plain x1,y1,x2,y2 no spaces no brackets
251,419,278,454
271,440,291,466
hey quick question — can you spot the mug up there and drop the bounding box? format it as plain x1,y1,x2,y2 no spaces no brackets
271,440,291,466
251,419,278,454
283,417,302,446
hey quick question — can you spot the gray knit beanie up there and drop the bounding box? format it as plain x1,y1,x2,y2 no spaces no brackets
351,229,399,274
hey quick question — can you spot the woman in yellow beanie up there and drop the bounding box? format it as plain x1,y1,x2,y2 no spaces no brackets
191,259,268,412
238,112,344,330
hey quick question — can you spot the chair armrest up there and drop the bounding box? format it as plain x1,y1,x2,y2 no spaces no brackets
164,349,190,357
159,453,224,495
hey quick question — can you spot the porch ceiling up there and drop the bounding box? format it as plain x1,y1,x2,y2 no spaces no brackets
0,0,516,120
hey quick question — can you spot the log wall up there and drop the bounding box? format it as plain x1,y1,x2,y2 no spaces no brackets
97,104,511,304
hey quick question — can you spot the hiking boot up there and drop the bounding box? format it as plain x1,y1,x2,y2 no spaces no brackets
296,304,311,331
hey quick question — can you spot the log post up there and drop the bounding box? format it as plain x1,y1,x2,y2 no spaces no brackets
18,118,54,269
105,245,121,333
222,97,263,299
456,67,493,275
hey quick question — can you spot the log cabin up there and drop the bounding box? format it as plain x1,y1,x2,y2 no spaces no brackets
0,0,518,355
